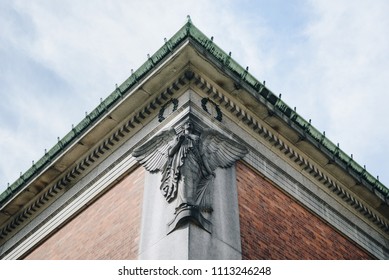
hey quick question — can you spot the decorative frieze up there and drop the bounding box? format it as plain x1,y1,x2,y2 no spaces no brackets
0,72,191,241
192,72,389,233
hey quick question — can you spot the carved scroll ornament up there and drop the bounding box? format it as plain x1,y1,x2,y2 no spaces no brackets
132,122,248,233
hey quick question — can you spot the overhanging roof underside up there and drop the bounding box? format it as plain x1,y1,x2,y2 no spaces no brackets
1,19,388,210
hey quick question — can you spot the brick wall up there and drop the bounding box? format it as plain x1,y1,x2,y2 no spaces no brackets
24,166,144,260
236,161,373,259
22,160,373,260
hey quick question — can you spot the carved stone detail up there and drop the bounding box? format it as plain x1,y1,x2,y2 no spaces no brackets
158,98,178,122
201,98,222,122
133,122,248,233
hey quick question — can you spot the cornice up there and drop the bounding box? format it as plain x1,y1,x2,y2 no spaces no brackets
0,71,192,243
1,19,387,241
190,71,389,235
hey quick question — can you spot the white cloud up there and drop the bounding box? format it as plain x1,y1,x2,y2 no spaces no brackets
294,0,389,180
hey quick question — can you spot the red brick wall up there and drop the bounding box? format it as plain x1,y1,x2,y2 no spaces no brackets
24,167,144,260
237,161,373,260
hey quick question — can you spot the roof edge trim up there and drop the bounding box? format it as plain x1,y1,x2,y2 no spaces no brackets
1,18,387,206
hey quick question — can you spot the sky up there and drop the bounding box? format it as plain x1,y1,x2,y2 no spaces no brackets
1,0,389,194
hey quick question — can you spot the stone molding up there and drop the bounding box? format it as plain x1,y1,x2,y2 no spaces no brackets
0,71,192,243
191,72,389,235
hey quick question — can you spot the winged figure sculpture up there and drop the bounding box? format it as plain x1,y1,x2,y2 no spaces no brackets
132,122,248,233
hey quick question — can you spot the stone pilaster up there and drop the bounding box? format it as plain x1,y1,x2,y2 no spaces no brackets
138,163,242,259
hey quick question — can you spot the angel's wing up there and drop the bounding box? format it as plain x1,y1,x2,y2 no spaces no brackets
200,129,248,171
132,127,176,173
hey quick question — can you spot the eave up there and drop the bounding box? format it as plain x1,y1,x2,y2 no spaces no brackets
0,18,388,243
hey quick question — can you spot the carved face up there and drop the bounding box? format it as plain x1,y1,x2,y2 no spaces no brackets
183,122,193,134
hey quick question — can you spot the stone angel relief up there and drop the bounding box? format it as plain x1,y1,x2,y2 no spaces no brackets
132,122,248,233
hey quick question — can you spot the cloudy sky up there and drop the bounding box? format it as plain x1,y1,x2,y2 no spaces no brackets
1,0,389,194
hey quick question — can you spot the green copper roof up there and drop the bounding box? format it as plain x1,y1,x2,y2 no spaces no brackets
1,17,388,206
